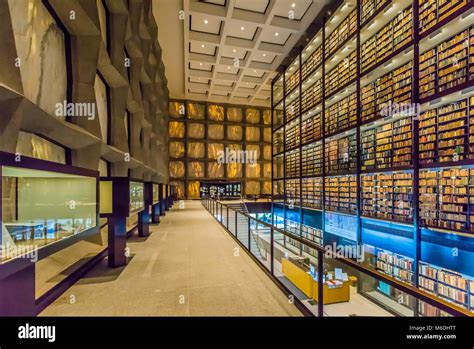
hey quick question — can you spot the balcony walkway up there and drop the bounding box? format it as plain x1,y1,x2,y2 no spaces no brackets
40,200,301,316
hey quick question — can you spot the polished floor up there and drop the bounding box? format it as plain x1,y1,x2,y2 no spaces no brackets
40,200,301,316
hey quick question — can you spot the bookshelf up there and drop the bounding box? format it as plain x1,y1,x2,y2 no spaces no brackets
419,0,470,36
302,112,322,144
360,0,390,26
325,175,357,214
285,150,300,178
302,177,323,210
361,171,414,223
325,50,357,97
285,121,300,150
325,8,357,59
419,262,473,312
325,91,357,136
302,78,322,112
325,133,357,175
302,142,323,176
374,247,415,285
285,179,300,206
302,46,323,81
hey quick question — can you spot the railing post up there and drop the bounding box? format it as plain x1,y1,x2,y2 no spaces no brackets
226,206,229,229
317,249,324,317
270,227,274,275
248,216,251,251
235,210,238,237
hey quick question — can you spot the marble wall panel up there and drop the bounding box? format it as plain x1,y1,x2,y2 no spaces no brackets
187,181,201,199
263,163,272,179
227,125,242,141
187,123,205,139
187,142,205,158
208,105,224,121
262,181,272,194
208,143,224,160
169,121,185,138
169,141,185,158
208,162,224,178
170,180,185,199
226,163,242,178
169,101,185,118
245,181,260,195
263,110,271,125
263,145,271,160
8,0,67,117
245,163,261,178
187,161,204,178
264,127,271,143
208,124,224,140
187,103,205,120
169,161,185,178
246,108,260,124
227,107,243,122
245,127,260,142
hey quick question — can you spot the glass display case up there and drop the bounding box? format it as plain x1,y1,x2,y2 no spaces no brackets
1,166,97,262
153,183,159,204
129,181,144,213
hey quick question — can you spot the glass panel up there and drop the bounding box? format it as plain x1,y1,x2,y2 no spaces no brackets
169,161,185,178
1,166,97,262
208,124,224,140
130,181,144,213
94,74,108,143
249,215,271,270
16,131,66,164
235,211,249,249
208,104,224,121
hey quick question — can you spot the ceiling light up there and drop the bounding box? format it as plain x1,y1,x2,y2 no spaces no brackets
200,63,203,66
275,32,279,36
204,19,208,24
227,66,231,69
292,3,296,8
241,26,245,30
263,53,266,57
254,70,257,73
201,44,205,48
233,49,237,53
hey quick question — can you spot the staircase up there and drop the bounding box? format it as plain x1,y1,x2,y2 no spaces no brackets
222,201,262,259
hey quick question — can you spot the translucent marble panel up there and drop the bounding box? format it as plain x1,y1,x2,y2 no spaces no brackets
208,143,224,160
97,0,107,45
263,145,272,160
188,181,201,199
245,181,260,195
188,162,205,178
99,159,108,176
208,124,224,140
264,127,271,143
169,101,185,118
8,0,67,117
94,74,108,142
227,163,242,178
169,121,185,138
263,163,272,178
228,144,242,152
246,164,261,178
187,103,205,120
227,107,243,122
169,141,185,158
169,161,185,178
16,131,66,163
246,127,260,142
188,142,205,158
246,144,261,160
208,162,224,178
208,105,224,121
262,181,272,194
170,181,185,199
263,110,271,125
187,123,205,139
246,108,260,124
227,125,243,141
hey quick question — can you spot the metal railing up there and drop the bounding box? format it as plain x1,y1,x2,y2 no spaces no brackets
202,197,471,317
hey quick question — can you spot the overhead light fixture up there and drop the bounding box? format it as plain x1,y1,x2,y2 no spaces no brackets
233,49,237,53
275,32,279,36
241,26,245,30
227,66,231,69
201,44,205,48
291,3,296,8
204,19,208,24
200,63,203,66
263,53,266,57
254,70,257,73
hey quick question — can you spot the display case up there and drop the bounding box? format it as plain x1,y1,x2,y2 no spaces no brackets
0,152,100,316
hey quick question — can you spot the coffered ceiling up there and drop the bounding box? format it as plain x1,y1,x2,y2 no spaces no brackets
153,0,329,107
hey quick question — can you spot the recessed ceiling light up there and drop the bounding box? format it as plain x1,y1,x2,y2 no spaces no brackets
241,26,245,30
233,49,237,53
227,66,231,69
204,19,208,24
200,63,203,66
291,3,296,8
263,53,266,57
201,44,205,48
275,32,279,36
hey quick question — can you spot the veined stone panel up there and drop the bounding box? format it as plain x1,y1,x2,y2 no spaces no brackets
170,180,185,199
208,162,224,178
245,127,260,142
169,161,185,178
187,161,204,178
208,143,224,160
187,123,205,139
245,163,261,178
8,0,67,118
16,131,66,164
94,74,108,143
263,145,272,160
263,163,272,179
246,108,260,124
169,141,185,158
208,124,224,140
187,142,205,158
227,107,243,122
227,163,242,178
245,181,260,195
263,110,271,125
169,101,185,118
246,144,260,160
264,128,271,143
227,125,242,141
187,103,205,120
208,105,224,121
169,121,185,138
262,181,272,194
187,181,200,199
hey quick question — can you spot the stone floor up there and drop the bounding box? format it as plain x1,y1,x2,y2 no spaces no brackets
40,200,301,316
